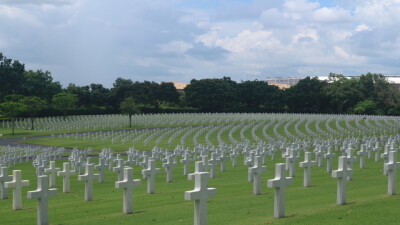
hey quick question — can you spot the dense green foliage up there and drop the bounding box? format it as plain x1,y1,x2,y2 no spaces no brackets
1,52,400,119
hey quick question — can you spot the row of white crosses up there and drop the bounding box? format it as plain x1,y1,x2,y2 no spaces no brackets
2,134,400,223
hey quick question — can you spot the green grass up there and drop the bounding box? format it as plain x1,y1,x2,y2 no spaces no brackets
2,115,400,224
1,153,399,225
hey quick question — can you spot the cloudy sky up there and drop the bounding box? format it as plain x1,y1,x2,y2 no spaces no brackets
0,0,399,87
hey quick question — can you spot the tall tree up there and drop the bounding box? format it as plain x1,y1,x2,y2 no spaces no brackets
52,93,78,119
120,97,140,127
23,70,62,101
0,53,25,98
21,96,47,129
111,78,134,108
285,77,329,113
184,78,237,112
0,101,27,135
323,74,364,113
237,80,282,112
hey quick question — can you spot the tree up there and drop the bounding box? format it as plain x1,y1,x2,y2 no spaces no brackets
284,77,329,113
111,78,134,108
21,96,47,129
237,80,283,112
0,101,27,135
353,100,377,115
0,53,25,98
323,74,364,113
120,97,140,127
52,93,78,119
184,78,237,112
23,70,62,101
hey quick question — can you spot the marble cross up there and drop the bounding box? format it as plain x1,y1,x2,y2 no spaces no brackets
180,153,193,175
208,153,219,179
185,172,216,225
115,167,141,214
57,162,76,193
267,163,293,218
141,160,161,194
332,156,351,205
357,145,368,169
299,152,316,187
0,167,13,199
219,151,229,172
5,170,29,210
162,155,177,183
384,151,400,195
113,159,125,181
286,149,299,177
189,161,207,180
95,157,108,183
27,175,58,225
44,161,60,188
249,156,267,195
323,146,336,173
78,163,100,201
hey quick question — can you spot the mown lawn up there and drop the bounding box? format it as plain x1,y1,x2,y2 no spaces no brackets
1,152,399,225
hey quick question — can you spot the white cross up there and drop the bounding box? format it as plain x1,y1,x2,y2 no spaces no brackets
57,162,76,193
323,147,336,173
78,163,100,201
0,166,13,199
113,159,125,181
357,145,368,169
299,152,316,187
208,153,219,179
249,156,267,195
180,153,193,175
373,142,381,162
44,161,60,188
125,154,136,167
230,148,239,167
286,149,299,177
141,160,160,194
5,170,29,210
115,167,141,214
189,161,207,180
381,144,390,175
267,163,293,218
245,152,255,182
384,151,400,195
332,156,351,205
27,175,58,225
95,157,108,183
219,151,229,172
162,155,177,183
185,172,216,225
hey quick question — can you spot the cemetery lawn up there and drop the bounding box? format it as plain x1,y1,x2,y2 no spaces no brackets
1,154,400,225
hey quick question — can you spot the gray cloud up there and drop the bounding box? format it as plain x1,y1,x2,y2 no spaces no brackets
1,0,400,87
185,42,229,61
0,0,72,5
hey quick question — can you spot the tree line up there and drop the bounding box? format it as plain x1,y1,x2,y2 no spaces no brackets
1,52,400,131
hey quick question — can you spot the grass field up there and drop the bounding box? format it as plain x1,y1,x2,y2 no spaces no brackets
1,114,400,224
1,152,399,225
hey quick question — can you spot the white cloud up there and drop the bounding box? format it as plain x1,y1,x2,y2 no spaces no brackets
284,0,319,12
355,24,372,32
0,0,400,86
0,5,43,27
312,7,352,23
159,41,193,54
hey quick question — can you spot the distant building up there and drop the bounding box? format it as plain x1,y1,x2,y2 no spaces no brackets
316,75,400,84
268,83,291,90
266,77,302,86
172,82,189,92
